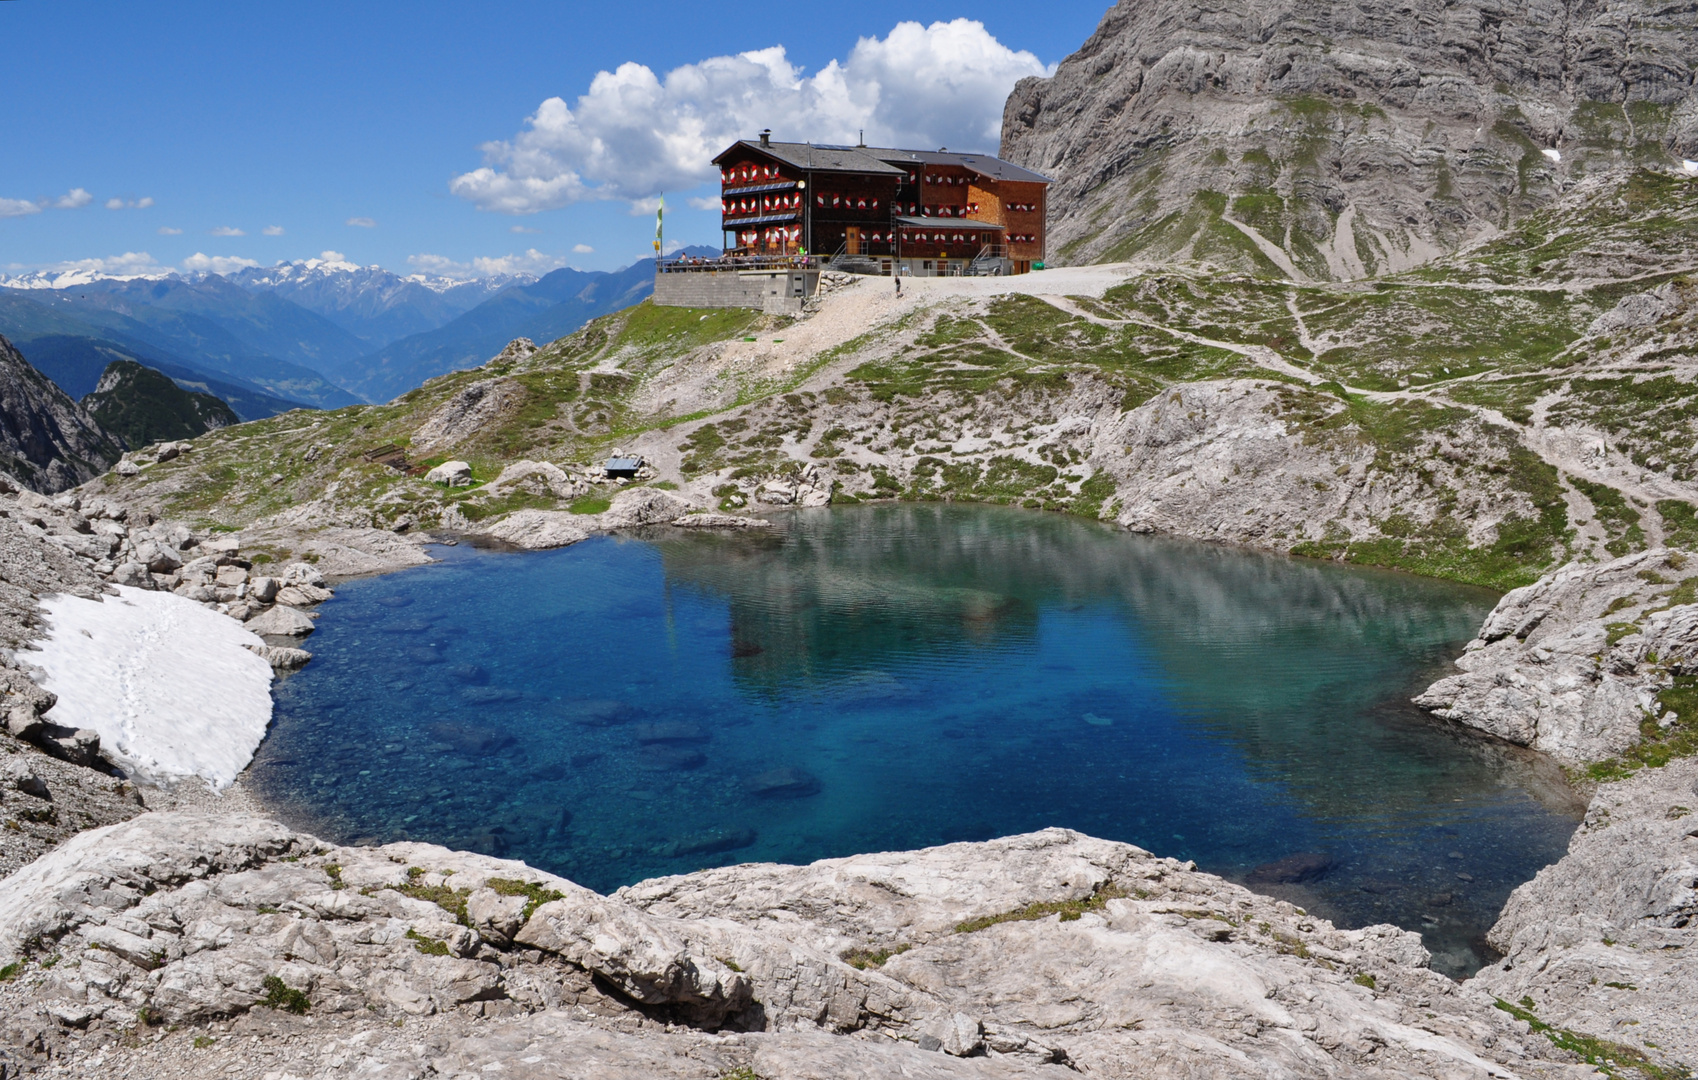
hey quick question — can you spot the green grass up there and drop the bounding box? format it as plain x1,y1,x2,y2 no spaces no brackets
395,867,471,924
405,928,451,956
569,494,612,515
486,877,565,921
841,944,911,969
954,884,1125,933
1353,973,1376,989
1493,998,1686,1078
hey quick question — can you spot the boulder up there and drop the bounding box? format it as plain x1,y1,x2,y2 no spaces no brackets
2,756,50,799
243,644,312,670
279,561,325,587
248,576,278,603
244,604,316,637
109,561,151,587
275,583,333,606
425,460,475,487
132,539,183,574
481,510,589,550
114,459,141,476
599,487,693,528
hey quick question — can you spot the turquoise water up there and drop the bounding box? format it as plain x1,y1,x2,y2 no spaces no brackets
248,504,1580,977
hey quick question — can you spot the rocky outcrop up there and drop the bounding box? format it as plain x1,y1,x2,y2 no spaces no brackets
1001,0,1698,274
1415,549,1698,765
79,360,238,450
0,814,1572,1078
413,376,525,453
0,336,121,493
1473,756,1698,1069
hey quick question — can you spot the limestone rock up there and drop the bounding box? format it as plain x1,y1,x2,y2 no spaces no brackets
671,513,773,529
598,487,693,528
424,460,474,487
278,561,325,588
1473,757,1698,1070
243,644,312,670
1002,0,1698,275
1414,549,1697,764
244,604,316,637
480,509,589,550
413,379,525,452
0,814,1588,1078
484,459,584,501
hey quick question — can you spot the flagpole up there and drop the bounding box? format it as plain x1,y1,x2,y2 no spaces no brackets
655,195,664,261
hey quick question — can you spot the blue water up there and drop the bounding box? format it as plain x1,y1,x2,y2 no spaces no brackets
248,504,1581,977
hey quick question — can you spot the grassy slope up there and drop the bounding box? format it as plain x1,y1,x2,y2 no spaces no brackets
86,170,1697,596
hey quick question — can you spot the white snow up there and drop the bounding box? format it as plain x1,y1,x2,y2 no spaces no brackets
30,587,275,789
1541,147,1561,163
1684,160,1698,176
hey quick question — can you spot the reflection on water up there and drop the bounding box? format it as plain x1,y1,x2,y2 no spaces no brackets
249,504,1580,977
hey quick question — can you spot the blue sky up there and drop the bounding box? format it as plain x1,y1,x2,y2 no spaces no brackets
2,0,1104,278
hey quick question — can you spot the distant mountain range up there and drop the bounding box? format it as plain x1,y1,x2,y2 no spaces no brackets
0,251,702,410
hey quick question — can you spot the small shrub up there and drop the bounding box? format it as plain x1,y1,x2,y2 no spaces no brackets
193,1035,216,1049
1353,973,1377,989
260,975,310,1015
0,961,20,982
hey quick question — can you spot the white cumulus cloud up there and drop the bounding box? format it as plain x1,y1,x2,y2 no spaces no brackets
137,197,154,209
53,188,94,209
262,225,285,236
686,195,722,211
450,19,1050,214
510,224,541,234
105,198,124,210
406,248,571,280
182,252,260,274
210,226,246,237
346,216,377,228
0,197,41,218
104,196,155,210
157,226,183,235
572,243,594,254
318,250,348,262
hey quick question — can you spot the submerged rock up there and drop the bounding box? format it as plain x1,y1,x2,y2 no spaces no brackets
428,721,516,756
633,721,709,744
747,766,821,798
656,827,757,858
561,699,634,727
1245,851,1335,885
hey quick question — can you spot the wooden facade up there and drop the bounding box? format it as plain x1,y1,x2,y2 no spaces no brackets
712,132,1050,275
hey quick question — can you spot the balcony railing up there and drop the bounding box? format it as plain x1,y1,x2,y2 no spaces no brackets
657,255,822,272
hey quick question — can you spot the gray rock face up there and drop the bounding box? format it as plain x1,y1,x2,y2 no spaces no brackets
0,336,122,493
1473,757,1698,1068
0,815,1564,1078
1414,549,1698,764
479,508,590,550
1001,0,1698,275
413,378,525,453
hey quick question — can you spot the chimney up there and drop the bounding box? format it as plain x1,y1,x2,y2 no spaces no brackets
759,129,771,147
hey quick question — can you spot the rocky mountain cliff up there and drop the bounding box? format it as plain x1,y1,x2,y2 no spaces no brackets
81,360,240,449
0,335,121,493
1001,0,1698,275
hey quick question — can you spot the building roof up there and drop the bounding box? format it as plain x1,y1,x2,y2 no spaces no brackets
870,148,1051,185
605,457,644,471
894,215,1005,230
714,140,905,176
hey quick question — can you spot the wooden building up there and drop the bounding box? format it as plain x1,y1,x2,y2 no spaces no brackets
713,131,1051,275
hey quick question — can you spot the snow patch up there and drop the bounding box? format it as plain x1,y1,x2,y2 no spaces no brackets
1541,148,1561,163
1684,160,1698,176
31,587,275,789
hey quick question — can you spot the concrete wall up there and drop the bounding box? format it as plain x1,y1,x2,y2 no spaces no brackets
653,270,817,314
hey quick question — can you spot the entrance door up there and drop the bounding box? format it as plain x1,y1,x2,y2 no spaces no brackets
846,227,861,255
